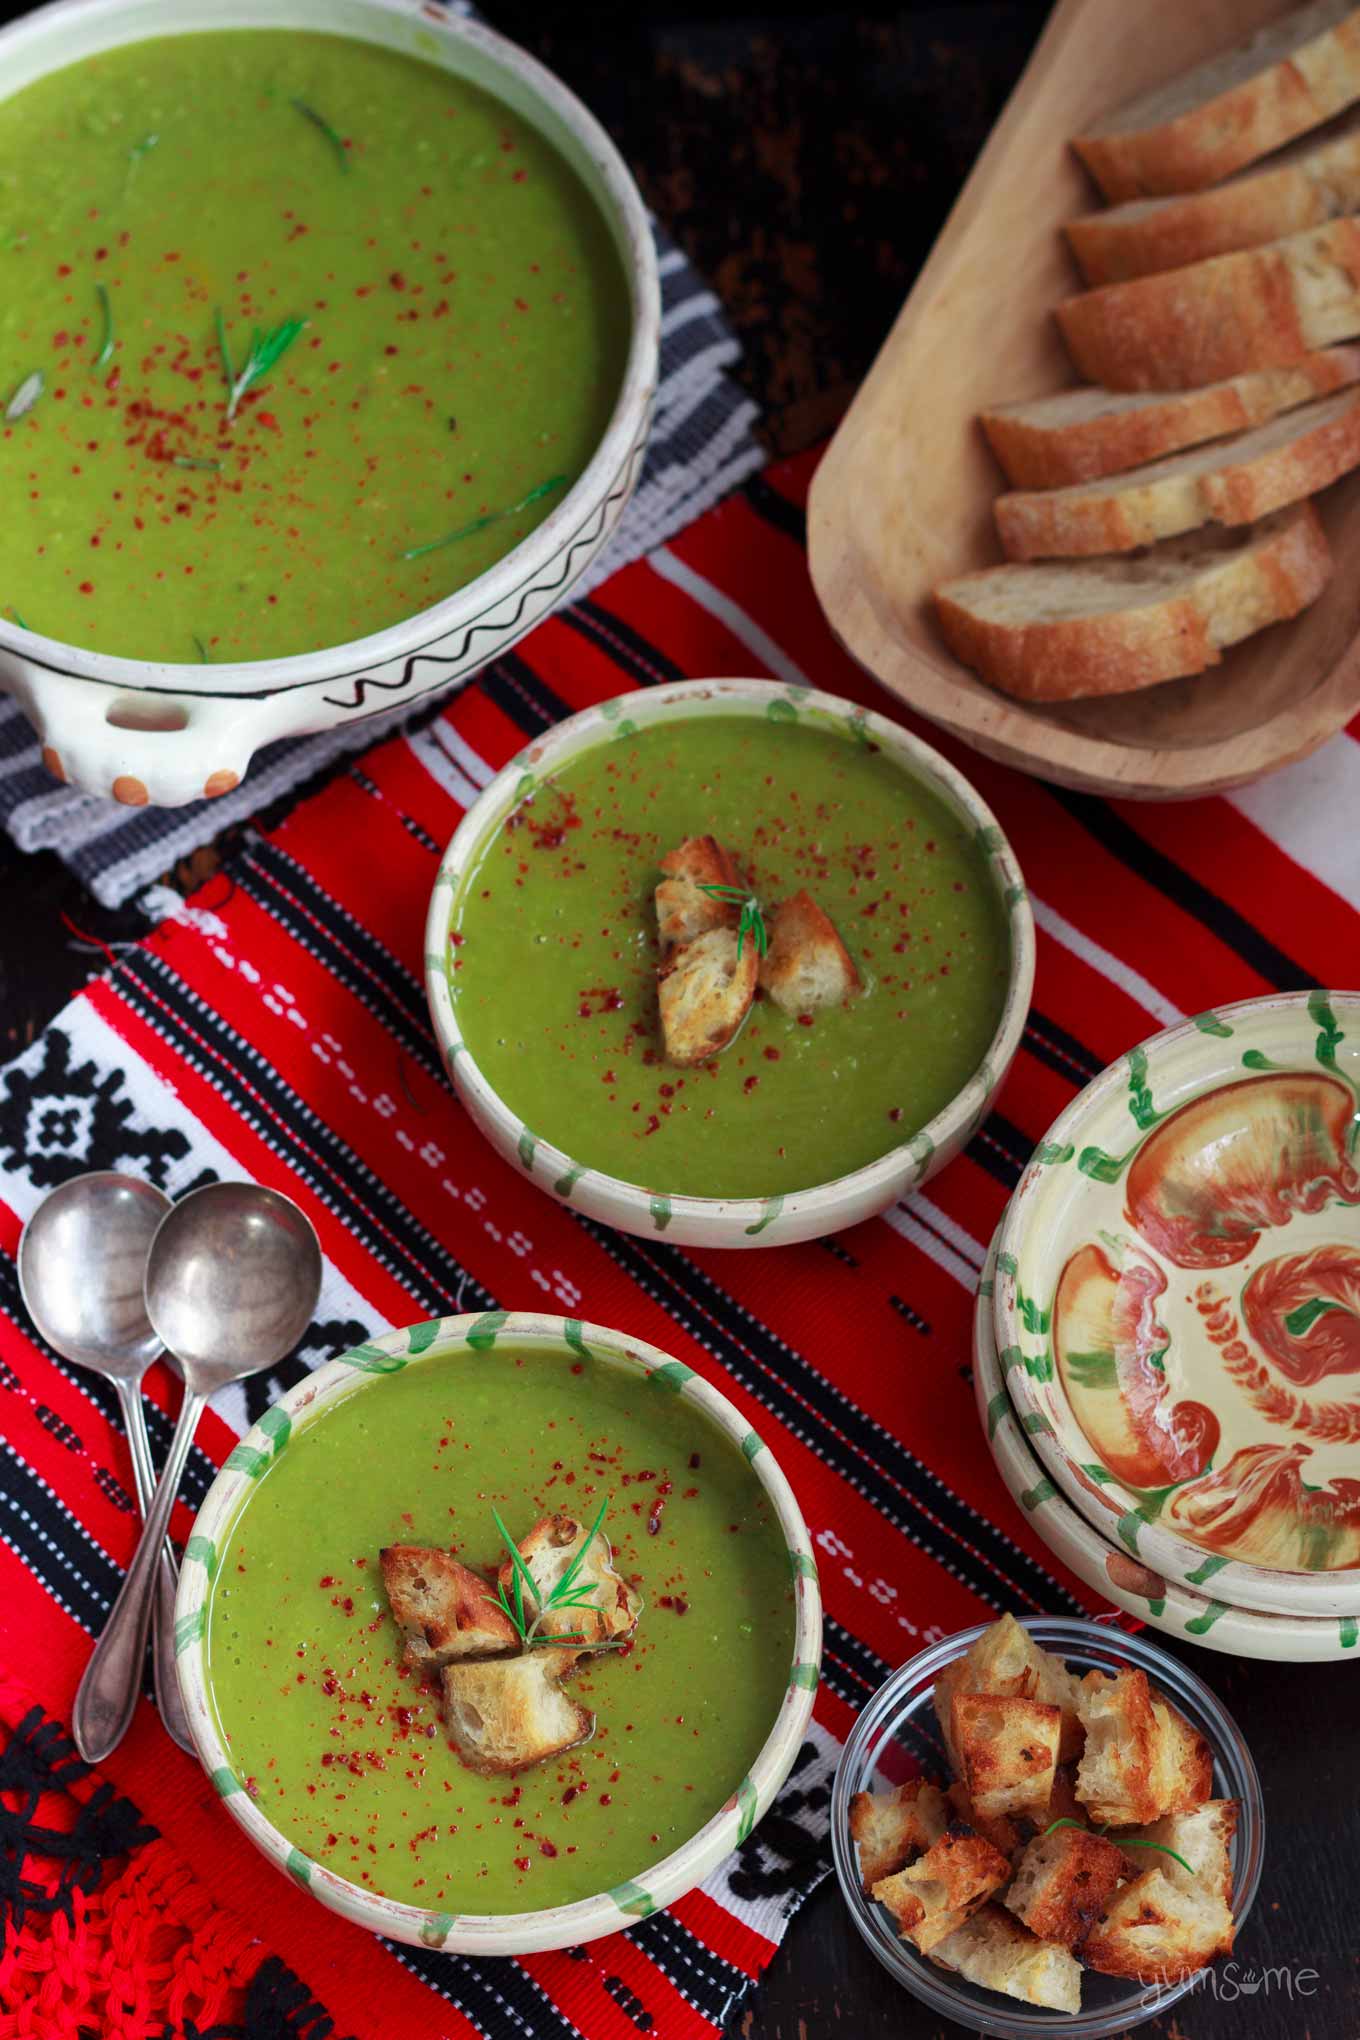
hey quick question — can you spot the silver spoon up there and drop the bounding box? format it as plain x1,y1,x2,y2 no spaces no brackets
18,1171,194,1753
73,1180,323,1763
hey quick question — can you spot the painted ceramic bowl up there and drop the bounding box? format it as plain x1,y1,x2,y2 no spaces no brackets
175,1311,822,1955
424,677,1035,1249
0,0,659,805
831,1618,1265,2039
995,992,1360,1621
974,1233,1358,1663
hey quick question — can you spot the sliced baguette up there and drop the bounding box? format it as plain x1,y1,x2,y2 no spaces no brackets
980,349,1360,488
657,924,758,1065
996,388,1360,558
498,1511,641,1649
379,1546,517,1669
440,1649,593,1775
1072,0,1360,203
1068,109,1360,283
655,835,741,955
1056,218,1360,392
759,890,862,1016
935,504,1332,702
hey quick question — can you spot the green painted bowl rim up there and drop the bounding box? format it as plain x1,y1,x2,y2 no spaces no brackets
174,1310,822,1956
423,676,1035,1241
994,988,1360,1619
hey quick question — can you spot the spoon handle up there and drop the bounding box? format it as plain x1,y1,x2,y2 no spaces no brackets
75,1385,207,1763
112,1376,196,1756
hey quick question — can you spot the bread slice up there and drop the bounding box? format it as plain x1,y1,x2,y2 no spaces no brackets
1072,0,1360,202
849,1778,950,1889
379,1545,517,1669
1068,110,1360,284
500,1512,641,1649
440,1648,593,1775
954,1615,1085,1761
655,835,741,955
1075,1669,1161,1826
1056,218,1360,392
1083,1862,1235,1982
980,351,1360,488
930,1904,1082,2013
953,1694,1062,1820
872,1826,1012,1954
934,504,1332,703
1004,1824,1127,1948
759,890,861,1016
996,388,1360,559
1119,1800,1238,1906
657,924,757,1065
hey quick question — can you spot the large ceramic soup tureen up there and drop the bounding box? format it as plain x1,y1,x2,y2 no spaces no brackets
0,0,659,805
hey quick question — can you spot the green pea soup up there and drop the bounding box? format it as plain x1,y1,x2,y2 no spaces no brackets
0,30,629,661
448,711,1011,1197
206,1342,797,1913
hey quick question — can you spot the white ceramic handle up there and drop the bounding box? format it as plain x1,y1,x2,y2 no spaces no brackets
0,657,297,807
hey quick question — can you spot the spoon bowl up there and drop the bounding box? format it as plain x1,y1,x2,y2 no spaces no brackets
19,1171,168,1379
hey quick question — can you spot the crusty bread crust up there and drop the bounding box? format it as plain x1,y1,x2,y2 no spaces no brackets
759,890,862,1016
995,390,1360,559
441,1650,593,1776
935,504,1333,703
657,924,758,1065
1072,1,1360,202
499,1512,641,1648
379,1545,517,1668
1055,218,1360,392
980,351,1360,488
655,835,741,954
1004,1825,1127,1949
1067,115,1360,284
849,1779,950,1890
873,1826,1012,1954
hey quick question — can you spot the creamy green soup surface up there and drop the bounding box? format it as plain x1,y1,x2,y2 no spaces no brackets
207,1343,795,1913
448,713,1011,1197
0,30,628,661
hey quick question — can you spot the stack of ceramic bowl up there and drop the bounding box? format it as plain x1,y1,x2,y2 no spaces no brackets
976,990,1360,1665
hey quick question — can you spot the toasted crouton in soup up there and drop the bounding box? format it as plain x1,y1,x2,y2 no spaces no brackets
930,1903,1083,2013
441,1648,593,1775
658,925,758,1065
1083,1861,1235,1983
501,1512,641,1647
379,1545,517,1668
953,1693,1062,1819
849,1778,950,1889
654,836,742,955
1004,1823,1126,1948
872,1825,1012,1953
759,890,862,1016
1076,1668,1162,1826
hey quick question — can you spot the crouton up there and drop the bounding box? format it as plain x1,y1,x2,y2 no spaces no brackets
931,1904,1083,2013
440,1648,593,1775
500,1512,641,1648
953,1693,1062,1820
655,836,742,955
1075,1669,1161,1827
1083,1862,1235,1983
933,1657,969,1773
379,1545,517,1669
872,1825,1012,1954
1047,1763,1084,1826
956,1615,1084,1761
1004,1824,1127,1948
946,1778,1028,1864
1148,1698,1214,1818
849,1778,950,1890
1118,1800,1238,1906
657,925,757,1065
758,890,861,1016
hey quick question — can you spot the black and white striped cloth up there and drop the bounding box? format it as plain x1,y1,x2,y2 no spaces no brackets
0,224,761,907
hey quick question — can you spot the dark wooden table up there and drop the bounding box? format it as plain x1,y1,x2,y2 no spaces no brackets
1,6,1355,2037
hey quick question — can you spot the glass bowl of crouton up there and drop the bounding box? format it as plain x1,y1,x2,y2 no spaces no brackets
831,1615,1264,2035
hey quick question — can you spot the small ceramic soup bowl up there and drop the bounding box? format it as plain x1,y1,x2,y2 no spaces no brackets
425,676,1035,1249
993,990,1360,1622
0,0,659,805
175,1310,822,1956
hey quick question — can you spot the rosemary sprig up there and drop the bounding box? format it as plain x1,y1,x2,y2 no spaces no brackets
486,1496,622,1649
1041,1817,1195,1877
292,97,349,173
5,370,43,424
3,605,27,629
93,283,114,370
215,311,307,423
400,474,567,562
193,634,211,662
697,882,769,960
